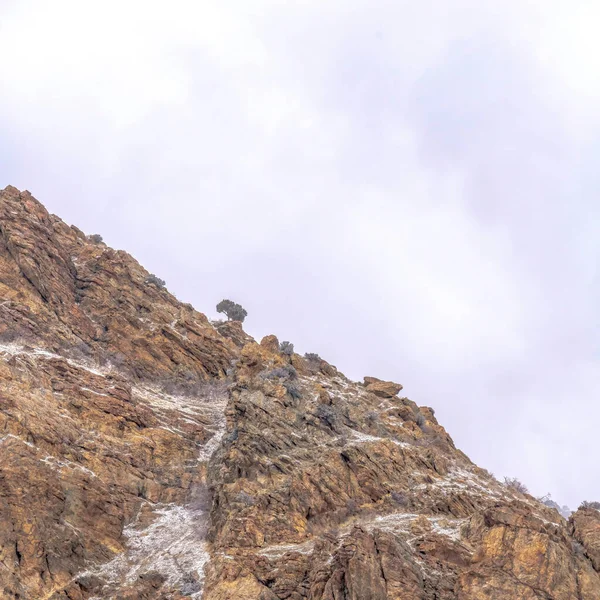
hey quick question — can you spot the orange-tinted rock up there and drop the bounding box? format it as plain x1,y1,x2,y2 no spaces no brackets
365,377,403,398
2,185,599,600
214,319,254,347
260,334,280,354
572,508,600,571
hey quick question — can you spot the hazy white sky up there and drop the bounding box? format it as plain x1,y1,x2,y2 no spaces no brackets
2,0,600,508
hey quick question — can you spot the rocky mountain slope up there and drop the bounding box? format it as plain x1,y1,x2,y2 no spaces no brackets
1,184,600,599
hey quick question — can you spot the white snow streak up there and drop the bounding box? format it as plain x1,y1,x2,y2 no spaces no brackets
85,503,210,599
0,343,108,376
79,385,228,598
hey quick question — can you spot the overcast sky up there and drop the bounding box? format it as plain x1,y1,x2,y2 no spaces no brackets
1,1,599,508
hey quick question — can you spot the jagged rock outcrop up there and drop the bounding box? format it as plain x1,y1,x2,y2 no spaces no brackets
363,376,404,398
1,185,600,599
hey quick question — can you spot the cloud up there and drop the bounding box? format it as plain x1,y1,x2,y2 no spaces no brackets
1,0,600,507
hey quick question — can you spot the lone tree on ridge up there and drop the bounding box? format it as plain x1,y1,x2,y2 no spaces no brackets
216,299,248,323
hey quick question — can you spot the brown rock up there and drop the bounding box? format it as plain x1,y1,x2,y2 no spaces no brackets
1,186,598,600
364,378,403,398
572,507,600,571
260,334,280,354
214,319,254,348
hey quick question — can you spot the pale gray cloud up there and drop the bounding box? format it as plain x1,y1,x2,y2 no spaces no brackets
1,0,599,507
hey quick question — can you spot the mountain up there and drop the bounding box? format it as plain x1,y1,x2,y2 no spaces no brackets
1,184,600,600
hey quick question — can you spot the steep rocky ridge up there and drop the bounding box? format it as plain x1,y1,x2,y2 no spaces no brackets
1,185,600,599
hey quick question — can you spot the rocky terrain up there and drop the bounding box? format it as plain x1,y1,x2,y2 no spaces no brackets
1,184,600,599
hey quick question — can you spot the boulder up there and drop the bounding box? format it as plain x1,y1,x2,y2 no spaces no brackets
364,377,403,398
260,334,280,354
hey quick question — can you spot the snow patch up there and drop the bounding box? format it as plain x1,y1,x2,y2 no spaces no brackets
414,466,506,500
369,511,467,542
81,503,209,598
79,385,228,596
40,454,97,478
346,429,410,448
0,343,108,377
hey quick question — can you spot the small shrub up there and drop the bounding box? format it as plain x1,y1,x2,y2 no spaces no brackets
69,341,93,360
504,477,529,495
224,428,239,445
304,352,321,362
366,411,378,425
280,341,294,355
284,382,302,399
89,234,103,244
262,365,297,380
145,274,166,289
415,413,426,429
539,493,559,510
283,365,298,379
179,574,202,596
572,541,586,557
346,499,359,515
539,494,572,518
216,299,247,323
580,501,600,511
156,376,228,399
316,404,338,429
480,468,496,481
108,351,127,367
0,328,21,343
336,435,348,447
414,435,448,450
236,491,256,506
391,491,409,506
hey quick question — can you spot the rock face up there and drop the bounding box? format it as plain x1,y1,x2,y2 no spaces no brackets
1,185,600,599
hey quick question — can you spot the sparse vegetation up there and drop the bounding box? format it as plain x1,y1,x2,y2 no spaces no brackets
236,491,256,506
279,341,294,355
216,299,247,323
538,494,571,518
179,574,202,596
284,382,302,399
366,411,378,425
145,274,166,289
579,501,600,511
68,341,93,360
89,234,103,244
480,468,496,481
346,499,359,515
157,376,228,399
415,411,433,433
223,428,239,445
391,491,409,506
414,435,448,450
0,328,24,344
261,365,297,380
572,541,586,557
504,477,529,495
304,352,321,362
316,404,338,429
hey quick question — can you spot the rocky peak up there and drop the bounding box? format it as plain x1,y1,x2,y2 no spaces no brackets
1,186,600,599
